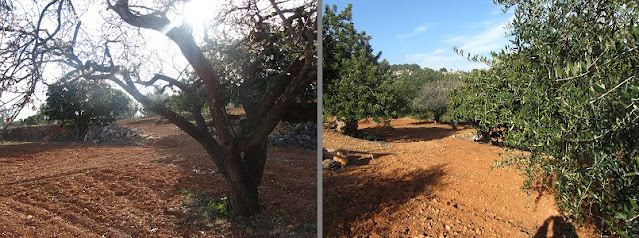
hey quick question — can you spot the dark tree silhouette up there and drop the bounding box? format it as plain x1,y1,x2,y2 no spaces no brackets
43,78,131,137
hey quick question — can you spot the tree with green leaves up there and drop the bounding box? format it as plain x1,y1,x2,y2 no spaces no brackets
43,79,131,137
389,64,439,117
20,112,46,126
450,0,639,235
323,3,400,135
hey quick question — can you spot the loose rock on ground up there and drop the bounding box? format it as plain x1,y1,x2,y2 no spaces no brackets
84,123,155,145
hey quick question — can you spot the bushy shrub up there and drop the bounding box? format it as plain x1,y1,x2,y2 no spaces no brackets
450,0,639,235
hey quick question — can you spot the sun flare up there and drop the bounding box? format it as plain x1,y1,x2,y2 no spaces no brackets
182,0,220,26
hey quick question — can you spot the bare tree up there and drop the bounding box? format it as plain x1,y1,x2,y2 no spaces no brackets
0,0,316,216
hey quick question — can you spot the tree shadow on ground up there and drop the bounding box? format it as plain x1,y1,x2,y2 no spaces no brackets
323,164,448,237
533,216,578,238
151,134,317,237
408,120,474,126
331,149,391,167
360,126,456,142
528,181,603,236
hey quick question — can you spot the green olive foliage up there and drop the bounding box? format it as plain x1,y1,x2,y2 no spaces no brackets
168,38,317,118
391,64,462,122
390,64,438,117
323,4,400,126
20,112,46,126
43,79,131,136
450,0,639,235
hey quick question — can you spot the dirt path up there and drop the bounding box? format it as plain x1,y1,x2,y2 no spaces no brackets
323,118,597,237
0,118,316,237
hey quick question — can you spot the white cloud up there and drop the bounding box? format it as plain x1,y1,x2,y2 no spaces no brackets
396,25,429,39
403,15,513,71
455,15,514,54
415,26,428,32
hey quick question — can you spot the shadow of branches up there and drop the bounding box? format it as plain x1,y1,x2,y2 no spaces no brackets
151,134,316,237
360,126,456,142
533,216,578,238
327,149,391,167
323,164,448,237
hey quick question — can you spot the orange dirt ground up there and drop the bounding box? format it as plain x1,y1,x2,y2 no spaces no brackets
323,118,598,238
0,118,316,237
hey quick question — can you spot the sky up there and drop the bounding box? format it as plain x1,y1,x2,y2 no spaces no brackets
4,0,512,120
323,0,516,71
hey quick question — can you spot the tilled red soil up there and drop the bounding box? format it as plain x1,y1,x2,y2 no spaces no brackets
0,118,316,237
323,118,598,238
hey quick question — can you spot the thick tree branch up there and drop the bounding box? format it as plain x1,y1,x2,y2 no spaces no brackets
80,63,226,173
140,74,208,130
269,0,299,40
109,0,235,146
241,51,313,149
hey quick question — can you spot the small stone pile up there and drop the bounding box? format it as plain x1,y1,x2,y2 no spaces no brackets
322,148,346,170
268,121,317,150
84,123,154,145
448,132,478,142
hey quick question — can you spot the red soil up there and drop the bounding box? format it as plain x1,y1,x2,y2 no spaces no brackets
0,118,316,237
323,118,598,238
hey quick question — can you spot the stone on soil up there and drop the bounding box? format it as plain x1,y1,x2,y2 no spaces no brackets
267,121,317,150
84,123,154,145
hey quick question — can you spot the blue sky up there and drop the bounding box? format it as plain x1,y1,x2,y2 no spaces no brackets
323,0,515,71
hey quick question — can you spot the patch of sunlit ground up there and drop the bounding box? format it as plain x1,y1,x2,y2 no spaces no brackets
0,141,38,146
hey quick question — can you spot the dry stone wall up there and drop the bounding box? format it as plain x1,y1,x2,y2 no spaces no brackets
83,124,155,145
268,121,317,150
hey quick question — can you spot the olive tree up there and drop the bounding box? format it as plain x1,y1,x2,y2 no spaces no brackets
43,78,131,137
389,64,439,117
450,0,638,234
411,76,460,123
0,0,316,216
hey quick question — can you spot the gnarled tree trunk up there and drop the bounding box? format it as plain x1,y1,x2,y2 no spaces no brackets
226,178,260,216
223,140,267,216
336,119,358,136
